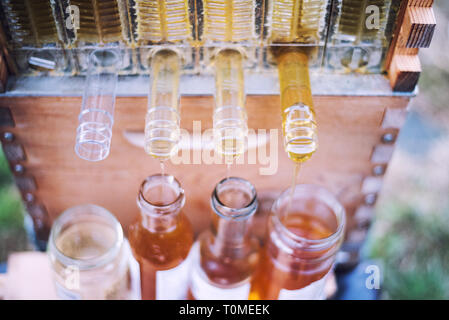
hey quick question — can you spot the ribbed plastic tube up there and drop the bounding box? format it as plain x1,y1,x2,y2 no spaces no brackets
144,49,181,161
277,49,318,163
75,49,120,161
213,48,248,163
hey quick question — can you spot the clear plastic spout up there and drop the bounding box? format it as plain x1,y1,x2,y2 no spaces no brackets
144,49,182,161
75,49,120,161
213,48,248,163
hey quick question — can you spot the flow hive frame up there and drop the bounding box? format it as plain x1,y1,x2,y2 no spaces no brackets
0,0,436,266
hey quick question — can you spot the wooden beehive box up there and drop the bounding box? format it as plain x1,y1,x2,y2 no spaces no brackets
0,0,436,266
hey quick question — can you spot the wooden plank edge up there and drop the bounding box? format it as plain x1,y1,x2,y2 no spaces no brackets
390,54,422,92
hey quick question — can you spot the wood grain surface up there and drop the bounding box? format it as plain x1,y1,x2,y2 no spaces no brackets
0,94,410,239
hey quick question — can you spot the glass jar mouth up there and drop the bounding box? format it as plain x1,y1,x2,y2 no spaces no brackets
48,204,123,271
271,184,346,250
137,174,185,215
211,177,258,220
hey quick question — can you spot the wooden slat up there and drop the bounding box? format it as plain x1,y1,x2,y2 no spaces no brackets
385,0,411,70
409,0,433,7
0,106,14,127
396,47,419,55
400,6,436,48
0,23,16,76
387,0,435,91
389,54,421,92
0,54,7,93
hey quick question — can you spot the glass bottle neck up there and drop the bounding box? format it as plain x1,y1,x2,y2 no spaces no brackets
137,174,185,233
211,213,252,248
209,177,257,253
140,209,180,233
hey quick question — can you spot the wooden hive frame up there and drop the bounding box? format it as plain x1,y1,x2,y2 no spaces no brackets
0,0,436,267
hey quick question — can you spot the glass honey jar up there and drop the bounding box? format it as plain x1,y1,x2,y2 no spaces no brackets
249,184,346,300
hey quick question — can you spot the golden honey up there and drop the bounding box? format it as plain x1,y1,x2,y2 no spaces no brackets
203,0,255,42
71,0,124,44
277,48,318,163
249,184,345,300
2,0,59,45
128,175,194,300
135,0,191,43
269,0,329,43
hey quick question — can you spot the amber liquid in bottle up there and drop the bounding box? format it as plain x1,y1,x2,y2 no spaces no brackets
249,212,335,300
129,175,194,300
187,177,259,300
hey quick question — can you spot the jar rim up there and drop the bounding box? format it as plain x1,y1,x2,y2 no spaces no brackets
137,174,185,215
271,184,346,249
211,177,258,221
48,204,124,270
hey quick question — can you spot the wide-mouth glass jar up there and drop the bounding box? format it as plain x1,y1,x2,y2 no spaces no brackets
250,184,346,300
48,204,139,300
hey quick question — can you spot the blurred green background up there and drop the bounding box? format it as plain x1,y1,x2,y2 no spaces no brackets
0,147,28,263
0,0,448,299
365,0,449,300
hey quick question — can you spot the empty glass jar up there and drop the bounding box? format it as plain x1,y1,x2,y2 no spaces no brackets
48,204,139,300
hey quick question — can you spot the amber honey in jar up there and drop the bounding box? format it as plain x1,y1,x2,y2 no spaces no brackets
249,184,345,300
188,177,260,300
48,204,139,300
129,174,194,300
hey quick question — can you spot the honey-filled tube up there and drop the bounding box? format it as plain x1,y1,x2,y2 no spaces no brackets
129,175,194,300
277,48,318,163
269,0,330,43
